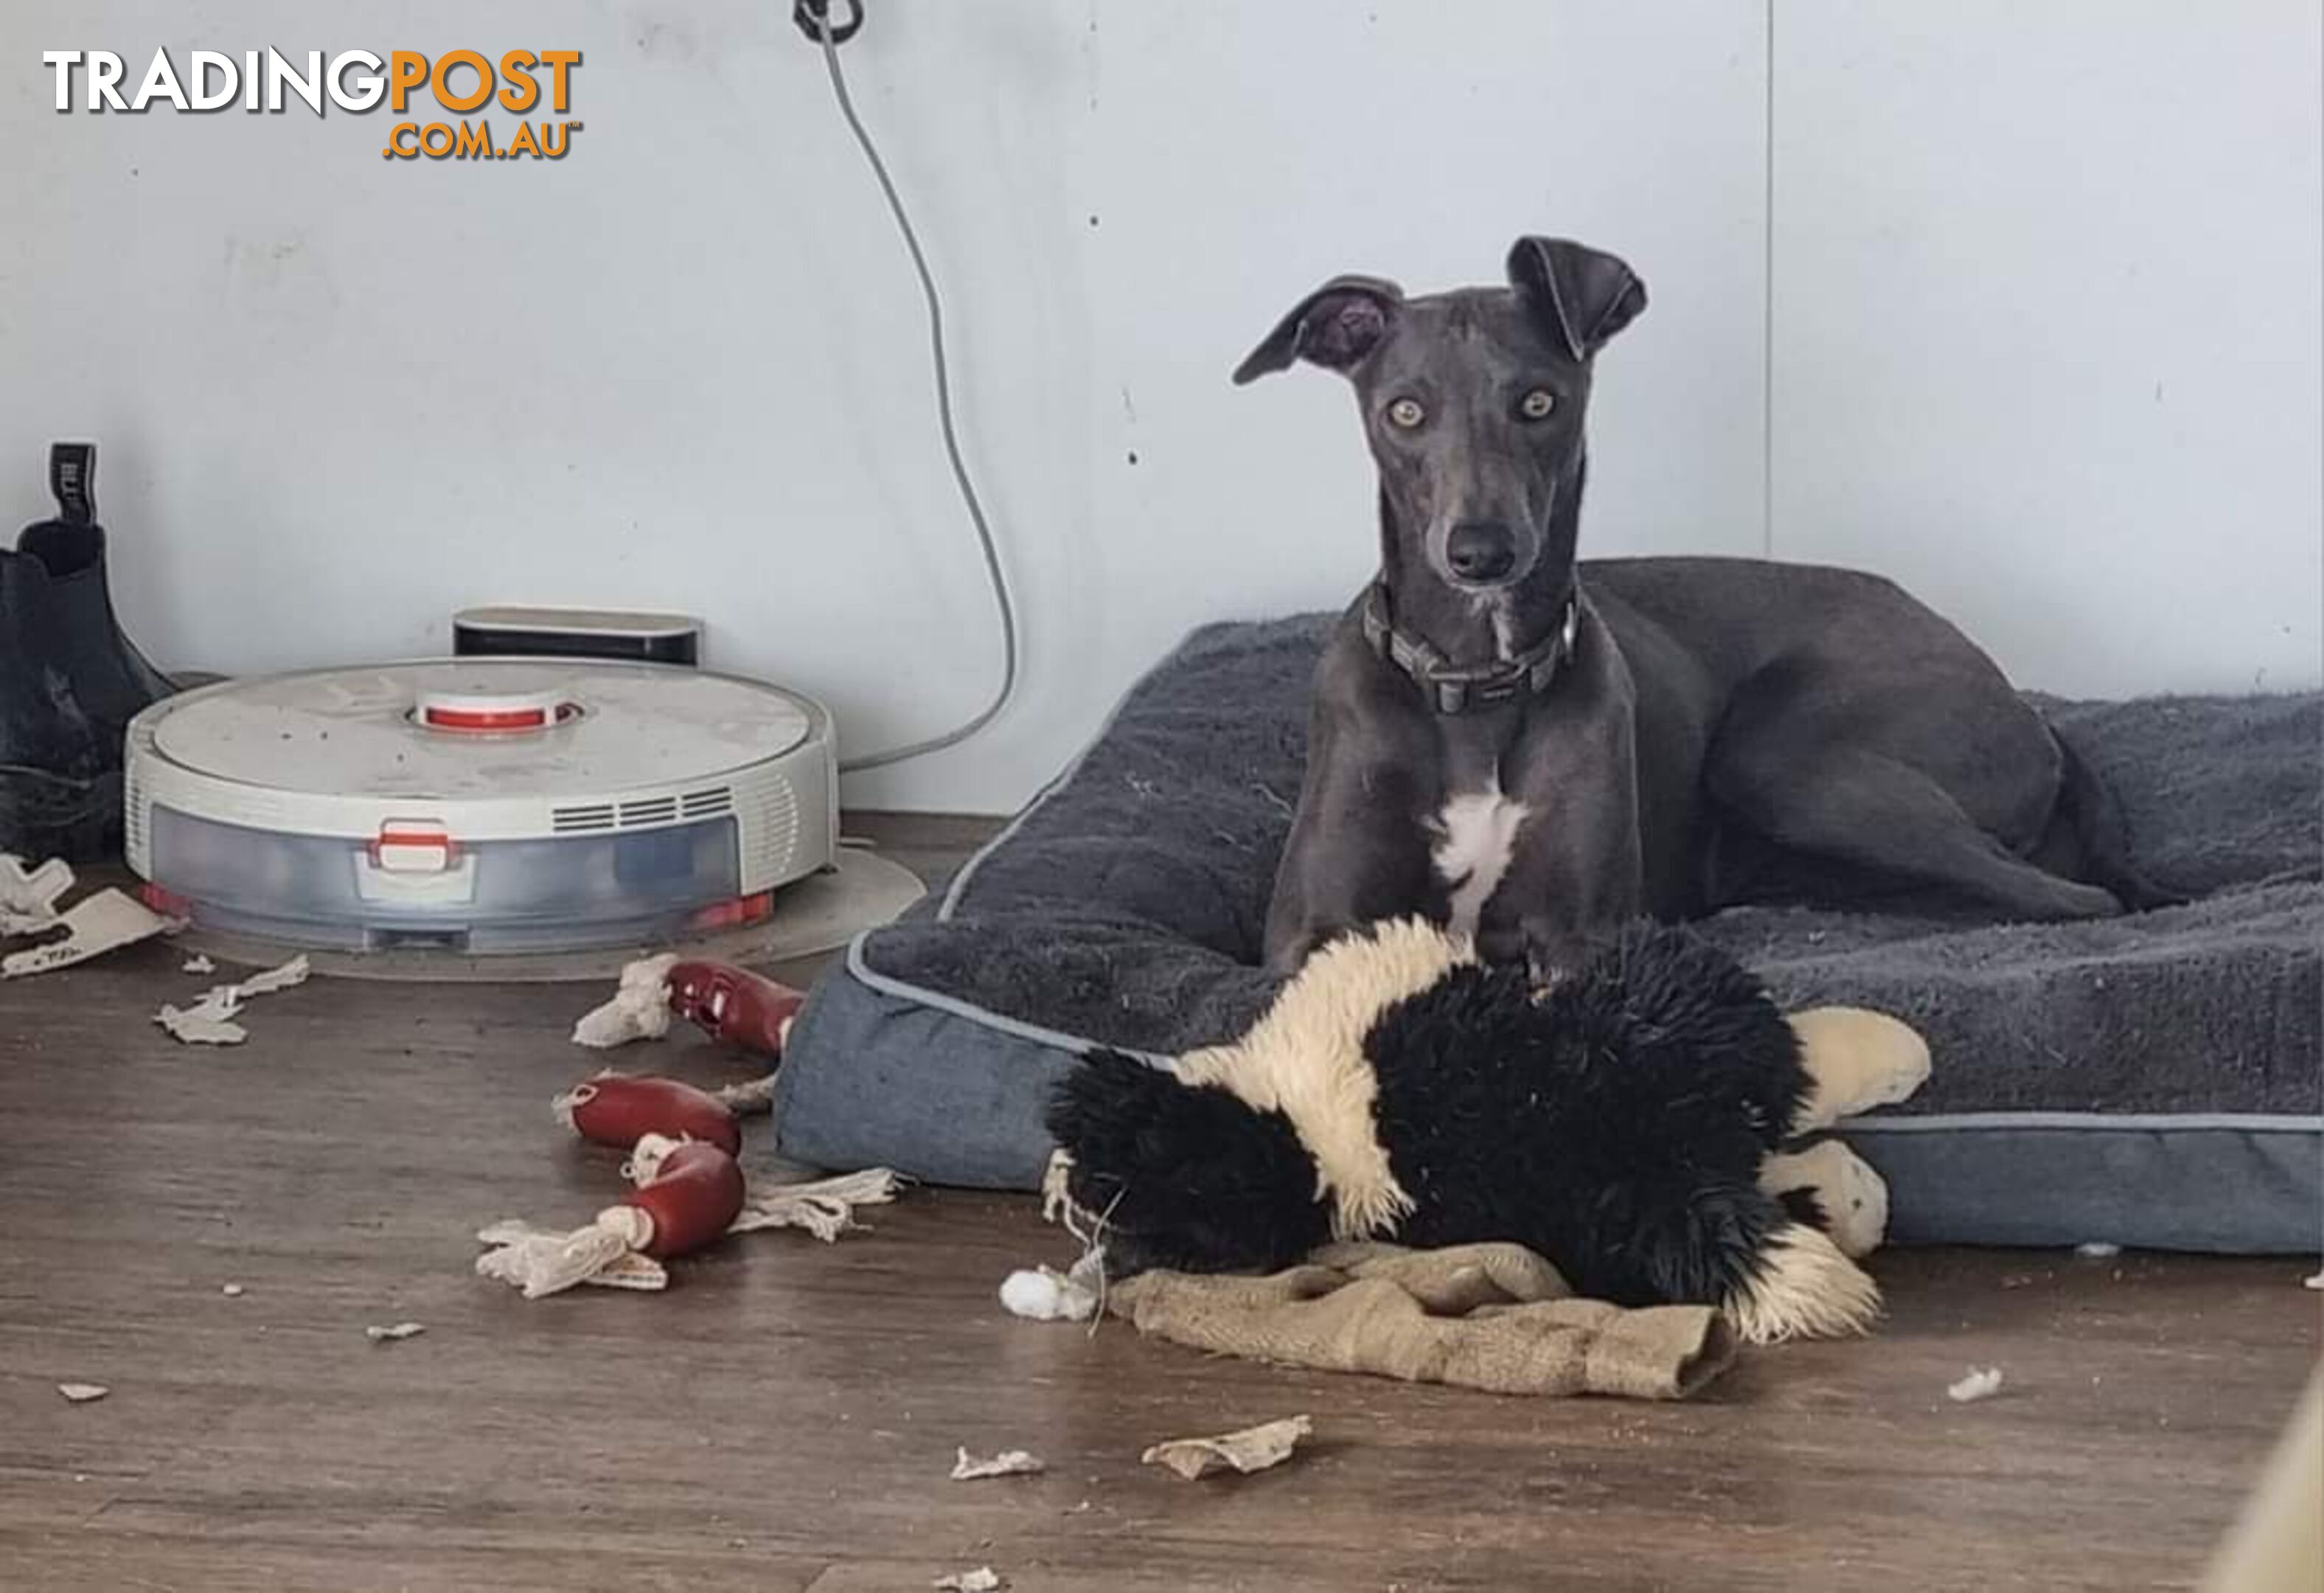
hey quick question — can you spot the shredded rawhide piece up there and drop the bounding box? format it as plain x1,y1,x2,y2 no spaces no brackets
156,955,310,1046
933,1569,1004,1592
156,990,247,1046
1141,1415,1312,1481
0,853,74,935
949,1447,1044,1481
3,888,179,978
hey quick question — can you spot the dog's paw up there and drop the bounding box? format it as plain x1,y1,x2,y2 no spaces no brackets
1761,1139,1890,1259
1786,1007,1931,1131
1481,921,1587,990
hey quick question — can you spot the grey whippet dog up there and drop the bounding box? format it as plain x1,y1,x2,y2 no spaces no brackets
1243,236,2166,976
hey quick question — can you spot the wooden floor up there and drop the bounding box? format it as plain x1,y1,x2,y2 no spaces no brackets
3,815,2316,1592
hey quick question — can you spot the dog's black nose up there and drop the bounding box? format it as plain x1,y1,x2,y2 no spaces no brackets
1445,522,1517,583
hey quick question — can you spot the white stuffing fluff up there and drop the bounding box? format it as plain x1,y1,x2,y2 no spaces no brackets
2303,1271,2322,1291
1947,1367,2006,1403
1000,1266,1096,1322
570,954,678,1049
2074,1241,2121,1258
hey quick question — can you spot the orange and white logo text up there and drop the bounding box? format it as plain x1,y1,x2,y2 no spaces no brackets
41,49,585,161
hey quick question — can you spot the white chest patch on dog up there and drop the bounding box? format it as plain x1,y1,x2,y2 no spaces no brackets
1430,787,1530,938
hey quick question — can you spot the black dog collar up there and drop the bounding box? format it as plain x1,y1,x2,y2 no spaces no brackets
1360,580,1579,715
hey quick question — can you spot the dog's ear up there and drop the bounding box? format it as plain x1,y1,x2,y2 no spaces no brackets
1231,274,1405,384
1506,237,1646,361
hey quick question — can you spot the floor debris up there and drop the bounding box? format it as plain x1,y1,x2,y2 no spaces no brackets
155,954,311,1045
570,953,678,1048
2074,1242,2121,1258
2304,1271,2322,1291
222,1283,246,1297
57,1383,110,1403
950,1447,1045,1481
156,990,249,1045
475,1218,671,1296
1001,1263,1099,1322
730,1168,905,1242
479,1163,905,1300
933,1569,1004,1592
1141,1415,1312,1481
1029,1153,1115,1328
2,888,178,979
181,954,216,974
1947,1367,2007,1403
0,852,74,934
231,956,312,998
366,1321,426,1343
712,1074,779,1117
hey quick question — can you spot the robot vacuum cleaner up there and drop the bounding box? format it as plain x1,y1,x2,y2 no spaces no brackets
124,658,838,957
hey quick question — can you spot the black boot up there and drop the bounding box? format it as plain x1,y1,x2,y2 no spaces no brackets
0,442,178,861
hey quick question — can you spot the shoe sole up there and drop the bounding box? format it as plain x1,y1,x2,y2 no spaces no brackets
0,763,120,862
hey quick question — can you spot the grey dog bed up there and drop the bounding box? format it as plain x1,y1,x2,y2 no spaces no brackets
774,615,2323,1253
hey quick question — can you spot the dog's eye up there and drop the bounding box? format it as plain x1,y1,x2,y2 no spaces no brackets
1385,398,1426,430
1519,389,1556,420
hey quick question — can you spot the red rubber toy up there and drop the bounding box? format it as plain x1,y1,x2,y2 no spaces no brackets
666,961,805,1058
554,1075,742,1156
619,1137,748,1258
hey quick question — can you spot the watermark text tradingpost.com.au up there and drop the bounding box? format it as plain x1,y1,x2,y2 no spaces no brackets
42,48,583,161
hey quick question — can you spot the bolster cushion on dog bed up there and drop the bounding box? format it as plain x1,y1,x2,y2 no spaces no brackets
772,615,2322,1252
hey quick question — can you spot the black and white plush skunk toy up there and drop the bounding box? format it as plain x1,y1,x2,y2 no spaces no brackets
1045,919,1930,1342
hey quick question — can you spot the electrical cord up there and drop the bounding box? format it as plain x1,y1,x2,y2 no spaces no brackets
803,4,1021,775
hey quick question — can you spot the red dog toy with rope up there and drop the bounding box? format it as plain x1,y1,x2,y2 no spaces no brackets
480,957,900,1298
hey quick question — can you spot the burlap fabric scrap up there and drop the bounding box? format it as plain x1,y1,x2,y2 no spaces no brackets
1107,1240,1736,1399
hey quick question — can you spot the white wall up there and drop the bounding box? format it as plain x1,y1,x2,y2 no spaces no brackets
1771,0,2324,698
3,2,2316,813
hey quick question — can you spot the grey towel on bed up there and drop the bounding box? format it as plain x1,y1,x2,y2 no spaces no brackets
776,614,2323,1251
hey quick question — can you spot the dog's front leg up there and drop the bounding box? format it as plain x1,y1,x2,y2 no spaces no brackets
1489,647,1646,976
1262,759,1437,976
1489,774,1643,977
1263,669,1438,976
